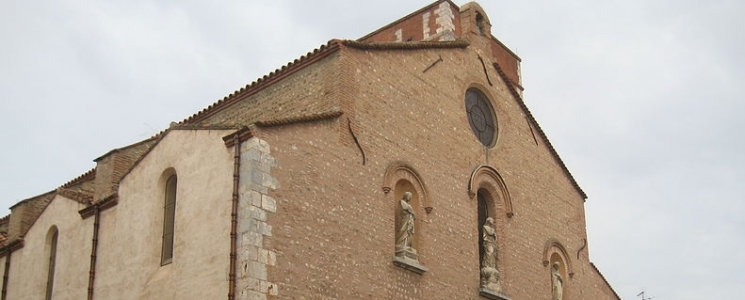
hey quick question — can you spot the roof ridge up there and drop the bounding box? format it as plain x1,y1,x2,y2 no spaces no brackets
341,39,469,50
181,40,342,125
94,135,159,162
60,168,96,189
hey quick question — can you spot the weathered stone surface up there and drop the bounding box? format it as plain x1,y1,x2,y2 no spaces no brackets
236,137,278,299
392,256,428,275
479,288,512,300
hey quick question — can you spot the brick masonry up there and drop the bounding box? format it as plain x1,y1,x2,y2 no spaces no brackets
222,3,620,299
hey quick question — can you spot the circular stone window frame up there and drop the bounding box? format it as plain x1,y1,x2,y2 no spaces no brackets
465,87,498,147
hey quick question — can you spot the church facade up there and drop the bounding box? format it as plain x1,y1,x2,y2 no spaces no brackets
0,1,621,299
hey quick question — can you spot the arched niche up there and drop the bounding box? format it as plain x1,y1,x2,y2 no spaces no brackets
542,238,574,279
384,162,430,273
467,165,513,218
460,2,493,37
382,161,431,213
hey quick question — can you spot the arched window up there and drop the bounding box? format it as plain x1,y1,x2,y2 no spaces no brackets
476,12,485,35
161,173,177,265
469,165,512,298
45,227,59,300
477,189,502,294
477,190,489,269
383,162,429,274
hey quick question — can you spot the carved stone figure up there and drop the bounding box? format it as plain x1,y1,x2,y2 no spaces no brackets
396,192,416,255
480,217,501,292
552,262,564,300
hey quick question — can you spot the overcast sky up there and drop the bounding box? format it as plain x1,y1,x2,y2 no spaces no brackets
1,0,743,299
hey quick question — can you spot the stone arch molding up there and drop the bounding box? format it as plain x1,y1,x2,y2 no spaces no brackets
543,238,574,278
382,161,431,213
468,165,513,217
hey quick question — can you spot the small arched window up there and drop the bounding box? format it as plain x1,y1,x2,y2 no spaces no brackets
45,227,59,300
476,12,485,35
161,174,177,265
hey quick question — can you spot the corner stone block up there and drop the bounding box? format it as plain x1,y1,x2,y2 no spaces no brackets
247,261,268,280
242,138,261,150
243,231,263,247
241,149,262,162
240,190,262,207
246,205,267,221
260,153,277,168
258,221,272,237
244,138,270,154
245,245,259,261
251,170,264,186
244,277,261,291
262,173,277,189
260,281,278,296
261,195,277,212
258,249,277,265
241,290,267,300
238,218,258,234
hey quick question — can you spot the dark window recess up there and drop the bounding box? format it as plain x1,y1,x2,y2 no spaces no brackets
161,174,177,265
466,89,497,146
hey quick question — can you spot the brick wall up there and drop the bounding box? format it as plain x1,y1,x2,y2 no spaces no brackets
7,191,55,240
197,52,341,129
361,1,462,43
215,21,618,298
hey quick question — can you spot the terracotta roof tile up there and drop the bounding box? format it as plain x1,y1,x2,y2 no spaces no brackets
181,40,342,125
60,168,96,189
341,39,469,50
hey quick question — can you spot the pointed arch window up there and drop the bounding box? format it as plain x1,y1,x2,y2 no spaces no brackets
45,227,59,300
469,165,513,299
161,174,177,265
477,191,489,268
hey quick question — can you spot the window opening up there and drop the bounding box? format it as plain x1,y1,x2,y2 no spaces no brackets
161,174,177,265
45,228,58,300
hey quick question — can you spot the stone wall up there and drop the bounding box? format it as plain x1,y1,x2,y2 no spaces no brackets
236,137,279,300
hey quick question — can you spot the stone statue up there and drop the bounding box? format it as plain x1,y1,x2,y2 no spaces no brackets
552,262,564,300
480,217,501,292
395,192,416,255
